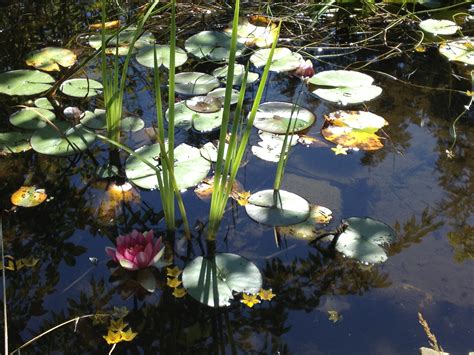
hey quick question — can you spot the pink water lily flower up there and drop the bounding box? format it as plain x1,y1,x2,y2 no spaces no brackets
293,59,315,79
106,230,165,270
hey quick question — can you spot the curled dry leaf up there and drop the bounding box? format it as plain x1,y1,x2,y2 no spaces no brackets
11,186,47,207
194,176,247,202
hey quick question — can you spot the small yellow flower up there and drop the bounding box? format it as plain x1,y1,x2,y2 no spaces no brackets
258,288,276,301
331,144,349,155
103,330,122,345
120,328,138,342
240,293,261,308
110,318,127,332
172,287,187,298
167,277,182,288
166,266,182,278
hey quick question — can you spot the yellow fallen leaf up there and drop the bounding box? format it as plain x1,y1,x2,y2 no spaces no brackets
415,45,426,53
110,318,127,332
89,20,121,30
166,266,182,278
258,288,276,301
103,330,122,345
120,328,138,342
234,190,251,206
167,277,182,288
11,186,47,207
331,144,349,155
172,287,187,298
241,293,261,308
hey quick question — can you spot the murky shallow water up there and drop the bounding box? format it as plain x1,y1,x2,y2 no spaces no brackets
0,1,473,354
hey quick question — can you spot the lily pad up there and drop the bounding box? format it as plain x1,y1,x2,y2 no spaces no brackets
212,64,259,86
186,96,222,113
136,45,188,69
335,217,396,264
253,102,315,134
321,110,388,151
60,78,103,98
419,19,460,36
30,121,96,156
11,186,47,207
182,253,262,307
277,205,333,241
245,189,310,226
25,47,77,72
185,30,245,62
0,70,55,96
169,101,224,132
34,97,54,110
250,47,303,72
125,143,211,190
226,16,278,48
199,141,229,162
137,268,156,293
251,130,299,162
0,132,32,154
88,27,155,53
121,116,145,132
439,38,474,65
207,87,240,105
308,70,382,105
80,109,107,130
174,72,220,96
9,108,56,130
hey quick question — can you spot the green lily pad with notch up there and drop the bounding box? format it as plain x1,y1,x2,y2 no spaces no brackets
182,253,262,308
207,87,240,105
212,64,259,86
0,70,55,96
168,101,224,132
419,19,460,36
9,108,56,130
0,132,32,154
80,109,106,130
88,28,155,53
59,78,103,98
125,143,211,190
30,121,96,156
25,47,77,72
335,217,396,264
121,116,144,132
308,70,382,105
34,97,54,110
185,30,245,62
250,47,303,72
136,45,188,69
253,102,315,134
439,38,474,65
186,96,222,113
245,189,311,226
174,72,220,96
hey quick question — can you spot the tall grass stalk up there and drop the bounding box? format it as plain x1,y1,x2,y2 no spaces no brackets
1,217,8,354
206,0,282,239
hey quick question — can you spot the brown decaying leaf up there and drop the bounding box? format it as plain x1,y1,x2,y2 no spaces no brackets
194,176,248,203
11,186,47,207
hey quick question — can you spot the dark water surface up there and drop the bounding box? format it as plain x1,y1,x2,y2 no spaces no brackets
0,1,473,354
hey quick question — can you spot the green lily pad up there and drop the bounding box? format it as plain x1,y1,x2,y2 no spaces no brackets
121,116,145,132
125,143,211,190
253,102,315,134
185,30,245,62
11,185,47,207
186,96,222,113
212,64,259,86
199,141,229,162
30,121,96,156
80,109,107,130
25,47,77,72
226,16,278,48
308,70,382,105
207,87,240,105
174,72,220,96
277,205,333,241
182,253,262,307
335,217,396,264
250,47,303,72
245,189,311,226
136,45,188,69
419,19,460,36
0,70,55,96
34,97,54,110
59,78,103,98
439,38,474,65
9,108,56,130
167,101,224,132
88,28,155,53
0,132,32,154
251,131,299,162
137,268,156,293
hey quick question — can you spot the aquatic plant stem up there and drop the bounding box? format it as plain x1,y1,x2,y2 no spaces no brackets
0,217,8,355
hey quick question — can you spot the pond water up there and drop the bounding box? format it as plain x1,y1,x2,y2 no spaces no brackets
0,1,473,354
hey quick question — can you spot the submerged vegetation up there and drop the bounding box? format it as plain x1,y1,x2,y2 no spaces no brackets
0,0,473,353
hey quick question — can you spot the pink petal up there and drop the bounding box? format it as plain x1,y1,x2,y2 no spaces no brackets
134,252,149,269
105,247,117,262
124,248,135,261
118,257,137,270
150,245,165,267
144,242,153,262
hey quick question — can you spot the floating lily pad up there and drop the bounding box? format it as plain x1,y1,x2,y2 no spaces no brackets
34,97,54,110
253,102,315,134
439,38,474,65
174,72,220,96
277,205,333,241
186,96,222,113
321,110,388,151
226,16,278,48
251,130,299,162
121,116,145,132
0,132,32,154
419,19,460,36
199,141,229,162
245,189,310,226
335,217,396,264
11,186,47,207
207,87,240,105
136,45,188,69
0,70,55,96
30,121,96,156
308,70,382,105
25,47,77,72
88,27,155,53
182,253,262,307
80,109,106,130
212,64,259,86
185,30,245,62
137,268,156,293
9,108,56,130
60,78,103,98
125,143,211,190
250,47,303,72
168,101,224,132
